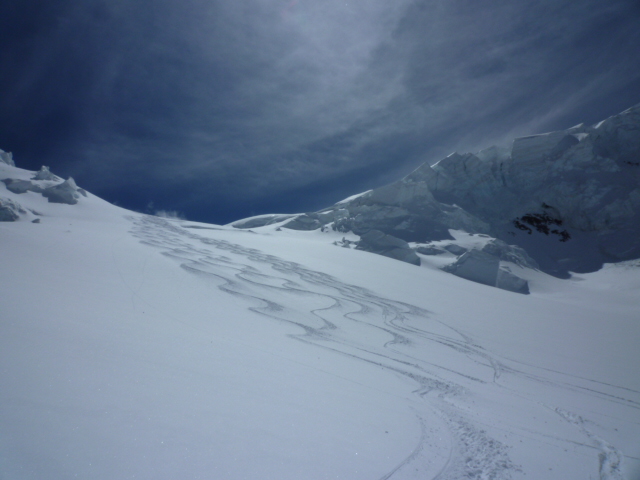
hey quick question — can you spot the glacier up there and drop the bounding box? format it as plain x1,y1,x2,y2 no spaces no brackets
232,105,640,292
1,109,640,479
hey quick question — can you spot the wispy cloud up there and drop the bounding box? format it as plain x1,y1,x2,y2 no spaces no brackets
1,0,639,222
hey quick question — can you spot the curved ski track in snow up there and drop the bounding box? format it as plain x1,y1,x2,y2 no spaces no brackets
130,215,637,480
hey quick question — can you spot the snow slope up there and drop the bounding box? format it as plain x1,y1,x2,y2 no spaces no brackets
1,161,640,479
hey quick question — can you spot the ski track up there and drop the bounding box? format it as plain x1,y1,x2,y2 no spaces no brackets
553,408,626,480
129,215,636,479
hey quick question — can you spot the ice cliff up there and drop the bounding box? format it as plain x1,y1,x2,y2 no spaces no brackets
234,104,640,289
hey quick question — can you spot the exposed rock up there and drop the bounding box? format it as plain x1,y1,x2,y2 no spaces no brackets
512,204,570,242
356,230,421,266
32,166,58,181
0,197,26,221
2,179,43,194
42,178,81,205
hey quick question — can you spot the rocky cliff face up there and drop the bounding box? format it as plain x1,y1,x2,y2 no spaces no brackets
252,104,639,279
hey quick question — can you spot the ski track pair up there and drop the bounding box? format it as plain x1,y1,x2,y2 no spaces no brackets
130,215,635,480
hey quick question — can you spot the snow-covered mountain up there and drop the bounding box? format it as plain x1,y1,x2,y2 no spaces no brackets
233,104,640,293
1,111,639,480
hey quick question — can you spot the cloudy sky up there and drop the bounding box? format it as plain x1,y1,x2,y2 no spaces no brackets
2,0,640,223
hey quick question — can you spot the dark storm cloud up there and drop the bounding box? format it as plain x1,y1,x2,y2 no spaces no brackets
1,0,639,223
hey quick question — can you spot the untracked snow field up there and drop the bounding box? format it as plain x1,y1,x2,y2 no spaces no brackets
1,175,639,479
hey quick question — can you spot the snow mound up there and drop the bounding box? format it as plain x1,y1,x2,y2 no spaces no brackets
2,179,43,194
0,149,14,167
0,196,26,221
32,165,59,181
1,159,88,209
42,178,84,205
